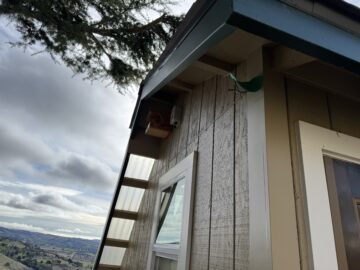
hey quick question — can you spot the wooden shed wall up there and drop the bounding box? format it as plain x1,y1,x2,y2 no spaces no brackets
121,71,249,270
265,72,360,270
287,77,360,270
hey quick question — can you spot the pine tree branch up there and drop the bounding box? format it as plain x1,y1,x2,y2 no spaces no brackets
90,14,167,36
89,33,111,60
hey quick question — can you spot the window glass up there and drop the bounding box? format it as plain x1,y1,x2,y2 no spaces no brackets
156,178,185,244
100,246,125,266
108,218,135,240
155,256,177,270
115,186,145,212
125,154,154,180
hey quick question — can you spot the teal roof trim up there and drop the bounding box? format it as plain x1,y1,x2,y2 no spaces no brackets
230,0,360,74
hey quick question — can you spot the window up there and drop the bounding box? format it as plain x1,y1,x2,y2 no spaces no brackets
156,179,185,245
147,152,197,270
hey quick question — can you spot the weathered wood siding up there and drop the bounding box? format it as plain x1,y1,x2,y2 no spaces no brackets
121,72,249,270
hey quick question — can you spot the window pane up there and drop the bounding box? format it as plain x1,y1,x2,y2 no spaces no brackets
115,186,145,212
156,179,185,244
108,218,135,240
155,256,177,270
125,154,154,180
100,246,125,266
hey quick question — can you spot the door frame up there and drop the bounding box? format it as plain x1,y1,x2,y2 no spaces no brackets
298,121,360,270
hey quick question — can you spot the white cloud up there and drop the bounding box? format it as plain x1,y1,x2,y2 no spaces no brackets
1,190,105,214
344,0,360,7
0,221,99,240
0,221,48,234
0,118,119,193
0,185,108,227
0,180,81,197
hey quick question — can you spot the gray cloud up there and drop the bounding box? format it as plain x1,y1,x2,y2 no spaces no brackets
0,40,134,170
0,189,105,217
0,32,134,193
6,197,32,210
0,121,52,163
0,192,39,212
32,193,82,211
0,118,117,193
47,153,117,191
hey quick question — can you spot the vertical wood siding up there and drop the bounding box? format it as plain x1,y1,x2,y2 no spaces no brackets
121,72,249,270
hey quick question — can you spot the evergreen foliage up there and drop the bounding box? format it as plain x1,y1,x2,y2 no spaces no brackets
0,0,183,92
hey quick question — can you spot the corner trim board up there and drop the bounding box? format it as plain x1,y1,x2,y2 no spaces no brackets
247,89,272,270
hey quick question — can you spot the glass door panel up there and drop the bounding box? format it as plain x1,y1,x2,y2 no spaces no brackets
155,256,178,270
324,157,360,270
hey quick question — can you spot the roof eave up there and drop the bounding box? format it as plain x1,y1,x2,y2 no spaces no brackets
140,0,235,100
229,0,360,75
140,0,360,103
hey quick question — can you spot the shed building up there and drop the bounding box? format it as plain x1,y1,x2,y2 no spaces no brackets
94,1,360,270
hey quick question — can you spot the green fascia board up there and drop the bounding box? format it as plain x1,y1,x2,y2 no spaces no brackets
230,0,360,74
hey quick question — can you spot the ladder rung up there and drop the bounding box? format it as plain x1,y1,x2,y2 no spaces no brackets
122,177,148,189
98,264,121,270
113,209,138,220
105,238,129,248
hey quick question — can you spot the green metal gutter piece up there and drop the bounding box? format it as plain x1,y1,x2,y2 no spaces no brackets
228,73,263,93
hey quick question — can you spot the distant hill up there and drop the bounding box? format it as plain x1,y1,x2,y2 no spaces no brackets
0,227,99,254
0,227,100,269
0,254,31,270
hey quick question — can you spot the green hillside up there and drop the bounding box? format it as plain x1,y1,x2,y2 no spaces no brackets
0,227,99,254
0,235,95,269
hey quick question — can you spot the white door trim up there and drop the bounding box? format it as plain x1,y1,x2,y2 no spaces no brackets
298,121,360,270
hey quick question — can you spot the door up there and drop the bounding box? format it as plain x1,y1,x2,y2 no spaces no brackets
298,121,360,270
324,157,360,270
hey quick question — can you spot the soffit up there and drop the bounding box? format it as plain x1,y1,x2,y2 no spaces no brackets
206,29,268,64
173,29,269,86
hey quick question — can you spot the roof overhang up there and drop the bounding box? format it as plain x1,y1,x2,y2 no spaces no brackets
140,0,360,102
141,0,235,100
230,0,360,76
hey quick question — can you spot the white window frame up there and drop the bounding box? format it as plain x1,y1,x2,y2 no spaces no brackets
298,121,360,270
146,152,197,270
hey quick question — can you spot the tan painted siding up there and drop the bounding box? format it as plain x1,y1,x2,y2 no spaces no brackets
121,72,249,270
264,62,300,270
285,77,360,270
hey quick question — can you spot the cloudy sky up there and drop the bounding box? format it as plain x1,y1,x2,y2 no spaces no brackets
0,1,194,240
345,0,360,6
